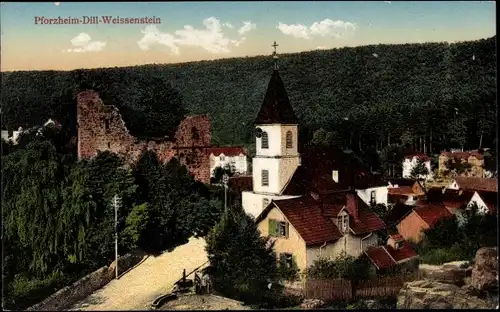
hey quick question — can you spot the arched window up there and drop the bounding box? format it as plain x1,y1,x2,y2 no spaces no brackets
261,132,269,149
286,131,293,148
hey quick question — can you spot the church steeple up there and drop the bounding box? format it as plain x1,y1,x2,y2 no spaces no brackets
272,41,279,71
254,41,298,125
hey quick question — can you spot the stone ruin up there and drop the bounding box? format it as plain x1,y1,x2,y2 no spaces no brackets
77,90,211,184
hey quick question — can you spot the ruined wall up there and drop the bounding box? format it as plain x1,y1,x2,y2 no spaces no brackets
77,90,211,184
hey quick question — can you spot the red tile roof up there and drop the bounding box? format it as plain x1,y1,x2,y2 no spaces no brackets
440,151,484,160
404,152,430,161
282,146,387,195
206,146,247,157
348,199,386,234
365,243,418,270
413,202,453,227
386,178,418,187
454,177,498,193
388,186,415,196
257,191,386,246
389,233,404,241
364,246,396,270
228,176,253,192
272,196,343,246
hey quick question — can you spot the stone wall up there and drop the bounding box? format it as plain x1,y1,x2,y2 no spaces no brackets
77,90,211,184
26,251,147,311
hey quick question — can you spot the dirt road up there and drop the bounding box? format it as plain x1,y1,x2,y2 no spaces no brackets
70,237,208,311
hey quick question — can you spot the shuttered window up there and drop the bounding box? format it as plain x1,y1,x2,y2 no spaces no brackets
262,170,269,186
269,219,289,238
286,131,293,148
261,132,269,149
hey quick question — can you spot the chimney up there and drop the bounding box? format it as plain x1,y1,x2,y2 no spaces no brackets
345,191,358,220
387,234,403,250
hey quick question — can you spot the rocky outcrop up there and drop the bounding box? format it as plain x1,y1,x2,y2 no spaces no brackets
471,247,498,292
300,299,325,309
418,261,472,286
397,280,494,309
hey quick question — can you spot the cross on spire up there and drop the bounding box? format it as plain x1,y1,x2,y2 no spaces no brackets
272,41,279,70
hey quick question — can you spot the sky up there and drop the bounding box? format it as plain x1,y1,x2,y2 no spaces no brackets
0,1,496,71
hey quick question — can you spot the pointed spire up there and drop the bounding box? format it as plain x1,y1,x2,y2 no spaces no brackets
272,41,279,70
254,41,298,125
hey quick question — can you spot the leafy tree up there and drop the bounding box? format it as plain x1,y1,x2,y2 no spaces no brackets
410,158,430,181
311,128,339,147
211,164,235,184
371,203,389,220
444,158,472,177
205,205,280,305
277,255,301,282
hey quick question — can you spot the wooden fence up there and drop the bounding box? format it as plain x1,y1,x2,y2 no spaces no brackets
286,273,421,301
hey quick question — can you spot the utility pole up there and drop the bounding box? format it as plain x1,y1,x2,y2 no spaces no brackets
222,174,229,214
112,194,122,279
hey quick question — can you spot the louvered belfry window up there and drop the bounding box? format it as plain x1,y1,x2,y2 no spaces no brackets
286,131,293,148
262,170,269,186
261,132,269,149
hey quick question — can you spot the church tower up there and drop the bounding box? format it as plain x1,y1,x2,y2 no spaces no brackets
242,41,301,218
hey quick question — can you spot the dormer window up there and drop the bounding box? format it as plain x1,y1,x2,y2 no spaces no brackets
337,213,349,233
394,241,402,249
370,191,376,205
286,131,293,148
261,132,269,149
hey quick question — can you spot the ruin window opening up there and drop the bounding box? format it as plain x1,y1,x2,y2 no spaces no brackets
104,119,110,132
107,142,110,148
192,127,200,140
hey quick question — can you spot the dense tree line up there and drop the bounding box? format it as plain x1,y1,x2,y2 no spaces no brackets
1,128,224,310
1,37,496,162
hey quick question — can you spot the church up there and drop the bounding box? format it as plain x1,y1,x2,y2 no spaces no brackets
239,43,412,274
242,43,389,219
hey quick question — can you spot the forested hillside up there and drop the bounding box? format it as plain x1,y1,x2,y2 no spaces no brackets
1,36,496,156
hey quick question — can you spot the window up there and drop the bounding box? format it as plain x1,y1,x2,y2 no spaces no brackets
263,198,270,209
220,155,225,161
261,132,269,149
286,131,293,148
332,170,339,183
370,191,376,205
394,241,401,250
261,170,269,186
278,221,287,237
269,219,288,238
280,253,294,268
337,214,349,233
104,119,110,132
107,142,111,148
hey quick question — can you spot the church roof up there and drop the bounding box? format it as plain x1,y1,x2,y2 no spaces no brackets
254,70,299,125
282,146,387,195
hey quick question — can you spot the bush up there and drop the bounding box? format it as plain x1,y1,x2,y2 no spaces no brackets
4,271,73,310
305,253,371,281
419,245,467,265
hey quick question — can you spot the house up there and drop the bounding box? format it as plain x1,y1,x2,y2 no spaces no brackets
364,233,418,272
1,127,23,145
384,203,414,228
241,48,388,218
255,190,385,274
447,177,497,193
396,201,453,243
206,147,248,177
466,190,497,215
387,178,425,206
439,151,485,178
402,152,433,180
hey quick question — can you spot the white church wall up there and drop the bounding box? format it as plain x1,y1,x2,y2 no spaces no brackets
279,125,299,156
255,125,283,157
